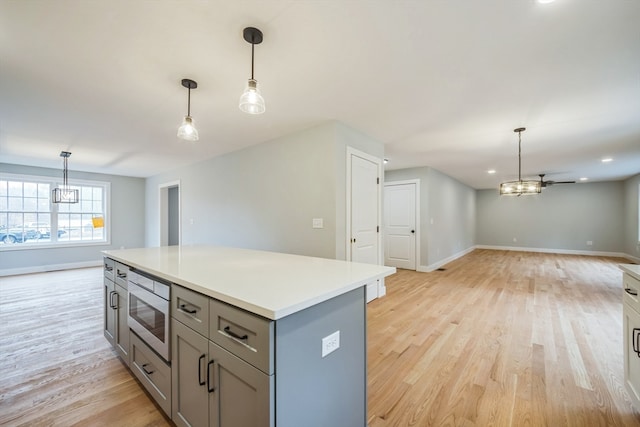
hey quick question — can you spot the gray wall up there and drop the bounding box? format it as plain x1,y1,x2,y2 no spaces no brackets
476,181,625,252
385,166,476,269
624,174,640,259
145,121,383,260
0,163,145,274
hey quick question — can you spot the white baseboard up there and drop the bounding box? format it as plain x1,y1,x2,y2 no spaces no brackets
475,245,631,259
0,260,103,277
418,246,476,273
414,246,639,274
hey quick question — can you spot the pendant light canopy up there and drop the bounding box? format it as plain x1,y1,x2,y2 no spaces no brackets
239,27,266,115
177,78,199,141
52,151,79,203
499,128,542,196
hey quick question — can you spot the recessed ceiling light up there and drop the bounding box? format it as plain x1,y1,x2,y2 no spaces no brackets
601,157,613,163
487,169,496,174
537,0,555,3
579,177,588,181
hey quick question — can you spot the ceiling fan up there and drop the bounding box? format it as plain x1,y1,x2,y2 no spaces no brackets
538,174,576,188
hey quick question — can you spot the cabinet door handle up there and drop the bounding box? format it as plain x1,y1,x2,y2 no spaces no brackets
224,326,248,341
633,329,640,357
625,288,638,296
180,304,197,315
141,363,155,375
207,359,216,393
198,354,206,386
109,291,118,309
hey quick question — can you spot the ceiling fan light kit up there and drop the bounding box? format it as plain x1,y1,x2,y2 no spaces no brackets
177,78,199,142
499,127,542,196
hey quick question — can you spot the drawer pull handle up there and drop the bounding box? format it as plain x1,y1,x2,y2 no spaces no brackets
625,288,638,296
224,326,248,341
207,359,216,393
117,272,127,279
141,363,155,375
105,265,113,271
180,304,198,315
198,354,206,386
634,328,640,358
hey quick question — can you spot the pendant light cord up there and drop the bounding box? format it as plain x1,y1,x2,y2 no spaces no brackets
518,130,522,182
187,87,191,117
63,155,68,188
251,42,255,80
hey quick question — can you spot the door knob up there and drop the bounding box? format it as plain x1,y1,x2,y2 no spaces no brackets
411,230,415,234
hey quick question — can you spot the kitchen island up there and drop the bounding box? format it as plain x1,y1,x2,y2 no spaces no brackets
622,263,640,410
102,245,395,427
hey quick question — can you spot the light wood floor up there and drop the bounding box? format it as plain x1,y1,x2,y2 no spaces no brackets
1,250,639,426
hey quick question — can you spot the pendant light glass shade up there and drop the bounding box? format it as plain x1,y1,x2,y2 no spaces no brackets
178,79,199,141
177,115,199,141
239,79,265,114
52,151,79,204
240,27,265,115
499,128,541,196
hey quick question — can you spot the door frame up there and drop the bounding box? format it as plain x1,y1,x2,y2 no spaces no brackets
159,180,181,246
383,179,420,270
345,147,383,264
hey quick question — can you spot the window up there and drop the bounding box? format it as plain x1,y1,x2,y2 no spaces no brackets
0,173,110,248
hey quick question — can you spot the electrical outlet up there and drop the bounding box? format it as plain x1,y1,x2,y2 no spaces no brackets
312,218,324,229
322,331,340,358
513,237,517,243
587,241,593,246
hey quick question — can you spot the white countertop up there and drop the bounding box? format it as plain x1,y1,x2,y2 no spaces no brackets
103,246,396,320
621,263,640,281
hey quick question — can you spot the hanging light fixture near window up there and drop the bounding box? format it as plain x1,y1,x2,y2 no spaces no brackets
52,151,79,203
499,128,542,196
239,27,265,114
177,78,199,141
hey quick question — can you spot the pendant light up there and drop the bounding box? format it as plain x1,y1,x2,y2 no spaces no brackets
52,151,79,203
499,128,542,196
177,78,199,141
239,27,266,115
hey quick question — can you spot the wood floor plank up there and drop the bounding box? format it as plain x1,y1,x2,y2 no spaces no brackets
2,250,640,426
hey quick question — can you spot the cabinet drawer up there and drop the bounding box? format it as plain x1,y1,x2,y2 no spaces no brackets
172,285,210,337
210,299,274,375
130,331,172,416
104,257,115,281
624,273,640,313
115,262,129,289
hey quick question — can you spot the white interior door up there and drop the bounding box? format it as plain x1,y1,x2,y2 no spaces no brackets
384,182,417,270
347,149,382,302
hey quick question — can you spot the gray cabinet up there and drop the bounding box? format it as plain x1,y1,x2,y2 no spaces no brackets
209,340,273,427
171,286,274,427
624,271,640,409
172,318,210,427
103,277,116,345
103,258,129,363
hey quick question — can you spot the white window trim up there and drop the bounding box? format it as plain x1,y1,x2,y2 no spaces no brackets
0,172,111,251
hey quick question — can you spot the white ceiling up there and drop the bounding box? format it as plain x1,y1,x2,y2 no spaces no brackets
1,0,639,190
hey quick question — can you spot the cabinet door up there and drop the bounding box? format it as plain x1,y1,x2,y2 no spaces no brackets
114,283,130,362
624,304,640,408
209,341,273,427
103,277,115,345
172,319,211,427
